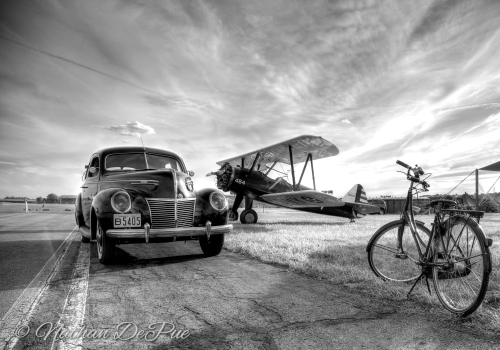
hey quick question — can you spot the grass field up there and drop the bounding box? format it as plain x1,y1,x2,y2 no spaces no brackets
225,208,500,334
0,202,75,214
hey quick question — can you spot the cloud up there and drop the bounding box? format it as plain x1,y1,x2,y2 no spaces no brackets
341,119,352,125
0,160,16,165
107,121,156,137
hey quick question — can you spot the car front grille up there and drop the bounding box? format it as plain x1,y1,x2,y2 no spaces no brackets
146,198,196,229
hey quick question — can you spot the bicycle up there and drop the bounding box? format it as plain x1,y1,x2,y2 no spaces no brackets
366,160,493,316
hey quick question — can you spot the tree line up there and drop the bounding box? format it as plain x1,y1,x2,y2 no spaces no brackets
4,194,60,203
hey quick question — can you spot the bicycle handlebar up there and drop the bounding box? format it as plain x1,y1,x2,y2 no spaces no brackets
396,160,410,169
396,160,430,189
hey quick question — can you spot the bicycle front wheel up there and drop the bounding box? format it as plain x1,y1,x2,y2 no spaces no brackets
432,216,491,316
367,220,430,282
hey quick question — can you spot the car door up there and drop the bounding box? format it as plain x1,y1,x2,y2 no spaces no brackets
82,154,100,226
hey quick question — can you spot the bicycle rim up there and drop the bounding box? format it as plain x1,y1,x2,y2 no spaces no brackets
368,221,430,282
432,216,490,316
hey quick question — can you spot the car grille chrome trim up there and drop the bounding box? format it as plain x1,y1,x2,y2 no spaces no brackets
146,198,196,229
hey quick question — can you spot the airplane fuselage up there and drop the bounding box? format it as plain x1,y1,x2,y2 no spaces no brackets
225,167,357,219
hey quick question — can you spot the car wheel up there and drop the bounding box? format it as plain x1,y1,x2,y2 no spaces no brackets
96,220,115,264
379,209,385,215
81,234,90,243
240,209,258,224
199,234,224,257
229,210,239,221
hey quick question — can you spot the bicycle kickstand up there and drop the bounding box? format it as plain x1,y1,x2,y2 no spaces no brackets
407,272,432,297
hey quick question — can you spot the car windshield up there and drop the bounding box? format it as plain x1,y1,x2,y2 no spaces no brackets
105,153,183,172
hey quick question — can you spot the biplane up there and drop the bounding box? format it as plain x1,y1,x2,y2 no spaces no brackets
206,135,380,224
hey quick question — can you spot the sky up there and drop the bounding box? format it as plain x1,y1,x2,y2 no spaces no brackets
1,0,500,200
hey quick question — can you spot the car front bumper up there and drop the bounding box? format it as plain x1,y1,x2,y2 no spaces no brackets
105,222,232,242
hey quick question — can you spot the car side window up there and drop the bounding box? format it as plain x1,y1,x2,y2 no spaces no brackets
87,156,100,179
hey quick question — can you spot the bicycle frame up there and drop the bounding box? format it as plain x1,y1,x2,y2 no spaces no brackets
399,178,481,270
398,177,446,268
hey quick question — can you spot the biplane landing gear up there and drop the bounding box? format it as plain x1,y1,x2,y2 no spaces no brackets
240,209,258,224
229,210,239,221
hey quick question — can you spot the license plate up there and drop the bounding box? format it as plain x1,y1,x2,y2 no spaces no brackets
113,214,141,228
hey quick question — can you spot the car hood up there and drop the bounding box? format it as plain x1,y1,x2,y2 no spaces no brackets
100,169,195,199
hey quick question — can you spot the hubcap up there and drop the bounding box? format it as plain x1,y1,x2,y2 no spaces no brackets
245,213,255,223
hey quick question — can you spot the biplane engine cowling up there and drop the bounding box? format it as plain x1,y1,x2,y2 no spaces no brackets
212,162,234,192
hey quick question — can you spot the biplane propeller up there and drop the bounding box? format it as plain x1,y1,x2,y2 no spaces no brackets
207,135,380,224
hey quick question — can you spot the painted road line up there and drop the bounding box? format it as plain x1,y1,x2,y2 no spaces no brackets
0,226,79,350
52,239,90,350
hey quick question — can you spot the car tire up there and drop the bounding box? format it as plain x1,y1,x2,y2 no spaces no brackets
96,220,115,264
240,209,258,224
81,234,90,243
199,234,224,257
229,210,239,221
75,210,85,226
379,209,385,215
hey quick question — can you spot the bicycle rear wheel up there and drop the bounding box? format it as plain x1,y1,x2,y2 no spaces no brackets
432,216,491,316
367,220,430,282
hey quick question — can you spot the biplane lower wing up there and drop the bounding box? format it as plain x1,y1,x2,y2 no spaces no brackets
260,190,345,208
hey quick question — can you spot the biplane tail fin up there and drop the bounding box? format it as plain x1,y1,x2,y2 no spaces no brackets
342,184,369,204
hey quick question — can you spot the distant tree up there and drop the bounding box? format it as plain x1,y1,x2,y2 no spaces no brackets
46,193,59,203
36,197,43,204
480,196,499,213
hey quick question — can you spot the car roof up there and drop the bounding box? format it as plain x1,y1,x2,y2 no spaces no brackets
94,146,183,159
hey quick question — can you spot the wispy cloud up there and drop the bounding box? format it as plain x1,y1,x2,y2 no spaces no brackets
1,0,500,197
107,121,156,137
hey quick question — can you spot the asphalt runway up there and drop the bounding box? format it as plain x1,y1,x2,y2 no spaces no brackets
0,211,76,320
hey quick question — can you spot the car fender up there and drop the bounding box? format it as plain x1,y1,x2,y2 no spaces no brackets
92,188,150,234
195,188,229,226
75,193,85,226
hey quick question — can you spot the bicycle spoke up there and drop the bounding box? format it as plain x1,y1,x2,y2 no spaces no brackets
368,221,429,283
433,216,489,316
372,243,399,255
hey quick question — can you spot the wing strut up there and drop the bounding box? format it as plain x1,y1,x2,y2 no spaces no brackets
265,161,278,176
310,154,316,190
297,153,316,190
249,152,261,172
288,144,296,190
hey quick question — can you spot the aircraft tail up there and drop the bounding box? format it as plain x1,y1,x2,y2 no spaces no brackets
342,184,369,204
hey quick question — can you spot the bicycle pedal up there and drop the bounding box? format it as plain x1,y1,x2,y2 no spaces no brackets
394,253,408,259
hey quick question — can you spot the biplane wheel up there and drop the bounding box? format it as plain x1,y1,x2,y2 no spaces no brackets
229,211,239,221
240,209,258,224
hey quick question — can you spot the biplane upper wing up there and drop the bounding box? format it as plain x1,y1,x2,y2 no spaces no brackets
260,190,345,208
216,135,339,169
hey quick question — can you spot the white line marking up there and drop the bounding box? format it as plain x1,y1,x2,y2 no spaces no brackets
0,226,79,350
51,240,90,350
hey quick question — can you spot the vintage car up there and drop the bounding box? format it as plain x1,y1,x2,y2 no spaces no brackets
75,146,232,264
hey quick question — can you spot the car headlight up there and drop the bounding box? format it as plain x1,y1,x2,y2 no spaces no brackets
209,191,227,211
111,191,131,213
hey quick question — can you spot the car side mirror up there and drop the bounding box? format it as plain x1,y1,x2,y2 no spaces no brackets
188,170,195,176
89,167,99,174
